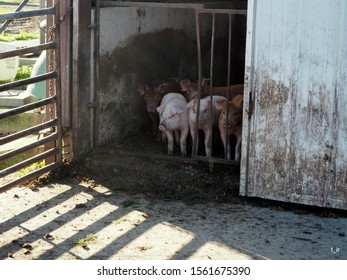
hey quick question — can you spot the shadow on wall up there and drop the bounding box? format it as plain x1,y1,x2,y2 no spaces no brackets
99,28,197,88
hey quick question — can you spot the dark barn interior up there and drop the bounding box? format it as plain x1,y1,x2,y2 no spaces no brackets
81,1,248,203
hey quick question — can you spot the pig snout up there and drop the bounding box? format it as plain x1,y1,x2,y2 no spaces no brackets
198,118,206,126
159,118,168,131
158,124,166,131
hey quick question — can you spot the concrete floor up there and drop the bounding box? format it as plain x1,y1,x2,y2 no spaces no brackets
0,179,346,260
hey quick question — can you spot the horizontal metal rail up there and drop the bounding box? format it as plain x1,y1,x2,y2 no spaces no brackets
0,71,57,92
0,147,59,177
99,1,205,9
195,9,247,15
0,161,61,194
0,95,56,120
0,42,56,60
0,118,58,146
0,132,58,163
0,7,55,21
195,156,240,166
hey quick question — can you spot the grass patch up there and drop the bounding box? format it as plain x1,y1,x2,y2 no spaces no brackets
0,160,46,187
76,234,97,247
15,65,33,80
18,160,45,177
0,65,34,90
0,30,39,42
122,199,135,208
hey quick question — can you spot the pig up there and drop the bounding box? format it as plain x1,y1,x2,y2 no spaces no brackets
138,78,182,139
180,78,244,102
186,95,226,157
216,94,243,161
156,92,189,156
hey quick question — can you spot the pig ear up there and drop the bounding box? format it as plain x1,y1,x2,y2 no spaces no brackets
158,83,166,93
157,105,165,114
186,99,195,109
215,99,227,110
138,85,147,95
201,77,210,87
231,95,244,108
179,79,191,91
171,106,184,115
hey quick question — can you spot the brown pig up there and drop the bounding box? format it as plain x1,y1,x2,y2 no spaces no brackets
138,78,182,139
216,95,243,161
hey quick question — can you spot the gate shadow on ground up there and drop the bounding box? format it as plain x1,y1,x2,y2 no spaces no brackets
1,179,346,260
0,181,256,259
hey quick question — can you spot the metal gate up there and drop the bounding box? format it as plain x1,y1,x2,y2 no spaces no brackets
194,7,247,171
0,0,69,192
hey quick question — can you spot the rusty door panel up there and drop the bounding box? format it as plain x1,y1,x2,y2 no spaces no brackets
241,0,347,209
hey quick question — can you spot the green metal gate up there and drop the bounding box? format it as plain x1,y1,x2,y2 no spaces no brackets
0,0,69,192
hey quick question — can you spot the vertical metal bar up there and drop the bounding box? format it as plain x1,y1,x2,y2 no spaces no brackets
61,0,72,128
95,1,101,149
224,13,233,159
209,13,215,169
40,0,46,45
90,7,97,149
226,13,232,101
54,0,63,164
193,11,202,157
45,0,55,165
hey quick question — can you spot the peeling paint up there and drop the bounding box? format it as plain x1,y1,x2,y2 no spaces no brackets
242,0,347,210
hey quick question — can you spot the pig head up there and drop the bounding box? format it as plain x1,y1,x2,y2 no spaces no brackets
156,93,189,157
138,78,182,139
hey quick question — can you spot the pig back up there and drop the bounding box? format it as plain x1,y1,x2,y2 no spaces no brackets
211,96,227,127
160,92,186,106
204,84,244,100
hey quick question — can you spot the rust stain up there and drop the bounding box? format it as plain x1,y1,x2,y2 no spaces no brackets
247,75,347,209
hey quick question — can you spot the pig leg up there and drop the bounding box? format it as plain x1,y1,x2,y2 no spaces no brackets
226,137,231,160
234,135,241,161
180,127,189,157
220,130,230,160
204,129,212,157
174,130,180,145
189,125,199,156
165,130,174,155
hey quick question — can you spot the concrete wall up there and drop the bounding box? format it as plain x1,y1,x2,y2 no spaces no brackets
97,6,195,146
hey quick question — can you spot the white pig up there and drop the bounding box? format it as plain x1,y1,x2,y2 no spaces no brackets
186,95,226,157
156,92,189,156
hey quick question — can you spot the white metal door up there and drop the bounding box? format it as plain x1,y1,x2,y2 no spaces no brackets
241,0,347,210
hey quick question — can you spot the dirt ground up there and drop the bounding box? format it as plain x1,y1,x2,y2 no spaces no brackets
1,135,347,260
